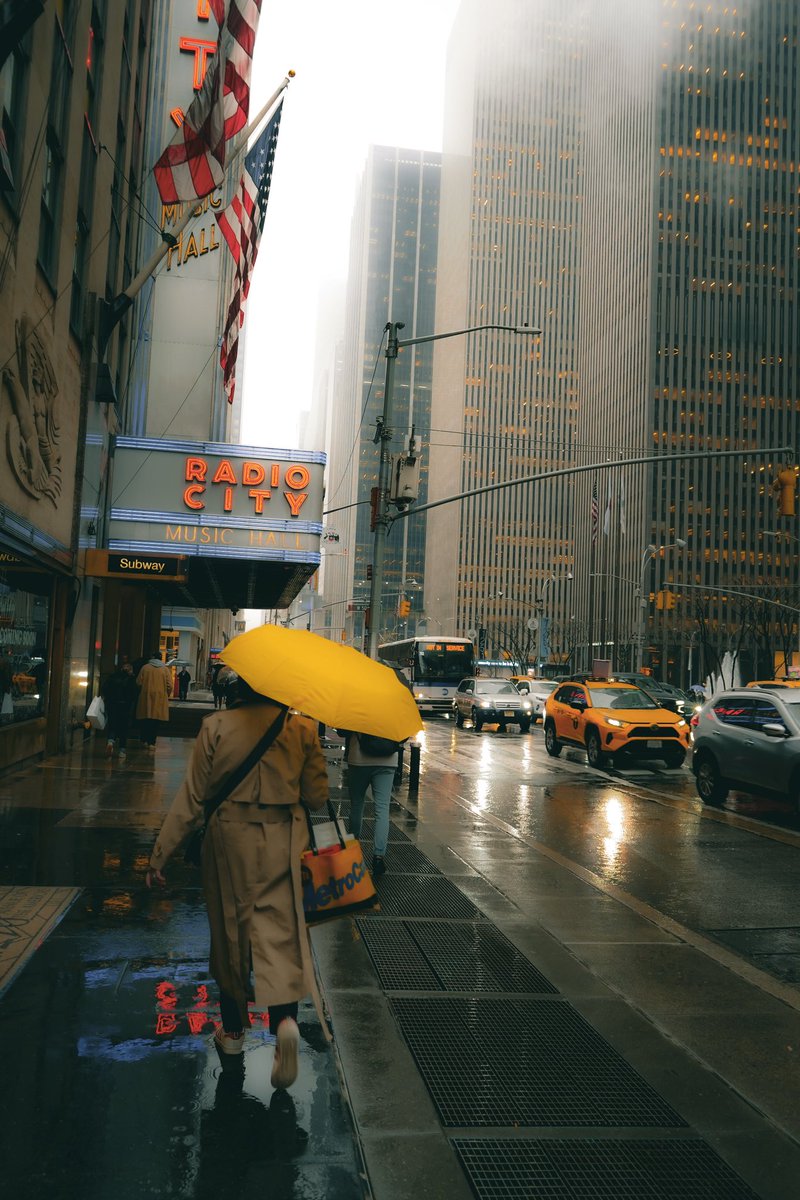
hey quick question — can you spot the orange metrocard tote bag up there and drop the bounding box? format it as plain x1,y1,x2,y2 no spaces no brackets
301,802,379,925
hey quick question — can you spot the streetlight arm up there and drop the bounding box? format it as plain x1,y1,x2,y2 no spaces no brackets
397,322,540,349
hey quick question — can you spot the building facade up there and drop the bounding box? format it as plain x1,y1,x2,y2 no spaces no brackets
424,0,582,662
324,145,441,648
428,0,800,683
0,0,153,767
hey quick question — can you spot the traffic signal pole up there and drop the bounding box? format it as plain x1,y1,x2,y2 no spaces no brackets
367,322,401,659
366,319,541,658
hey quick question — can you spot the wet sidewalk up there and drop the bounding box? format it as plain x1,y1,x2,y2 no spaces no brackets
0,734,367,1200
1,731,799,1199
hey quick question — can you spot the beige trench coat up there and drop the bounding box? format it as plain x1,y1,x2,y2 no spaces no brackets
136,660,172,722
149,702,329,1027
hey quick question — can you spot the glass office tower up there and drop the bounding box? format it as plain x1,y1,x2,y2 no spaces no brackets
429,0,800,681
326,145,441,646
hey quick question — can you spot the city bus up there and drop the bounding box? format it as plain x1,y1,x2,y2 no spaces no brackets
378,636,474,717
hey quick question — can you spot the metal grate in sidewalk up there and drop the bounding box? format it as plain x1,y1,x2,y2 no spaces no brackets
365,873,488,921
452,1137,761,1200
357,919,556,994
390,997,686,1128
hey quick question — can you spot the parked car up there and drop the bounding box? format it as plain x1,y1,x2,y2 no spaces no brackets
453,678,533,732
691,687,800,812
512,677,558,721
544,679,690,768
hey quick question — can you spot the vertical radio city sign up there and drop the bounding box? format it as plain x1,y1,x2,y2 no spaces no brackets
109,439,325,564
161,0,222,272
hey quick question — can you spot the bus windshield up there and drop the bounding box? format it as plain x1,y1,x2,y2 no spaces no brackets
416,641,473,683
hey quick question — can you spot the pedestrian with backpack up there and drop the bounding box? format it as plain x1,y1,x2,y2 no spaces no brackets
340,731,401,876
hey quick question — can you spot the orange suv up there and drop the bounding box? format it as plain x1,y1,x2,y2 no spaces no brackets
543,679,690,769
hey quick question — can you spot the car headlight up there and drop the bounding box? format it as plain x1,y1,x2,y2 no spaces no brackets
522,701,531,710
416,693,425,699
606,717,629,728
481,700,492,708
677,718,687,727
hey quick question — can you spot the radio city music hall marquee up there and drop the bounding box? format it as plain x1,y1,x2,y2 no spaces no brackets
109,438,325,563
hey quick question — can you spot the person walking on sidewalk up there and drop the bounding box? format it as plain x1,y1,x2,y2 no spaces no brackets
178,667,191,701
101,662,137,759
145,677,329,1090
136,651,172,750
341,733,398,877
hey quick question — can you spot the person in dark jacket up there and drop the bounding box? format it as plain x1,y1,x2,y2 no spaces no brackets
178,667,191,701
101,662,138,759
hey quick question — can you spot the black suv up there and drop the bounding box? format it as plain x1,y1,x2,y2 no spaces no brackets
690,687,800,812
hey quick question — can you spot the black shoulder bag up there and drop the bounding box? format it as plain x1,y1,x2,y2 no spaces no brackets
183,707,287,867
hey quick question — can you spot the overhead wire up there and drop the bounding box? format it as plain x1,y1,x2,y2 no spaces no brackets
324,329,387,509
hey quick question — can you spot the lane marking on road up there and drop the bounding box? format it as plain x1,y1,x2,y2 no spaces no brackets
520,736,800,848
433,790,800,1011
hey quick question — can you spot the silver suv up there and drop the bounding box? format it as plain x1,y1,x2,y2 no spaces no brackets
691,687,800,812
453,678,533,732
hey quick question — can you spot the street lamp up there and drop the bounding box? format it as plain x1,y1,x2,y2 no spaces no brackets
367,319,541,657
636,539,687,672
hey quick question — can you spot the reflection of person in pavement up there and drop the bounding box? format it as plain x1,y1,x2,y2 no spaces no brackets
194,1070,307,1197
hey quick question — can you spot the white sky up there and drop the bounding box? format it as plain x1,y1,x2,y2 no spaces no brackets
239,0,462,450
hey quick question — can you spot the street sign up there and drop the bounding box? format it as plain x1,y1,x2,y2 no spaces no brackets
526,617,539,631
466,628,477,640
85,549,187,582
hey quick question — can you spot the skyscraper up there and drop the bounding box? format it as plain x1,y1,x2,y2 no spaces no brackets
428,0,800,682
325,145,441,646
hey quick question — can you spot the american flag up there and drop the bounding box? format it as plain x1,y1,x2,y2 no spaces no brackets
217,102,283,405
153,0,262,205
590,480,599,544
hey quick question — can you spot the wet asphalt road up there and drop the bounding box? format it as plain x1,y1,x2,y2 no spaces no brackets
412,718,800,986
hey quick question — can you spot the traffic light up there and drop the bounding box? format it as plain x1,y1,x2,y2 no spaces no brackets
398,598,411,617
772,467,797,516
369,486,380,530
655,589,677,610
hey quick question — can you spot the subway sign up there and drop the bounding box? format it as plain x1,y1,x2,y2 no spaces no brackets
85,550,188,581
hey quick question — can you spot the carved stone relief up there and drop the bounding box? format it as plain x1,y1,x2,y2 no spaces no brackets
2,317,61,506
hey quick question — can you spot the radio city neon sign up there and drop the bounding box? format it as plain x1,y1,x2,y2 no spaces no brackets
182,456,311,517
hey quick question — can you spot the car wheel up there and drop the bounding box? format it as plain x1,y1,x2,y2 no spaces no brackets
695,755,728,805
455,707,464,728
519,719,531,734
544,720,562,757
472,708,483,732
663,749,685,770
585,728,607,769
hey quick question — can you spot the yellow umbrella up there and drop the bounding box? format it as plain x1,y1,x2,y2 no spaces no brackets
220,625,423,741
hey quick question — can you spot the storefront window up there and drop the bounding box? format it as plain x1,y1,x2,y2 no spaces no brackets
0,562,51,725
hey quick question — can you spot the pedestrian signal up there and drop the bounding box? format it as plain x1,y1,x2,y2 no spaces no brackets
398,598,411,617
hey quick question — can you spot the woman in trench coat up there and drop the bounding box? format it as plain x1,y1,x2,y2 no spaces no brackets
135,652,172,749
146,679,329,1089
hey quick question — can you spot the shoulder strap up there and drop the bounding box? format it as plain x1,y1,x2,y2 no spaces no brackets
204,706,287,824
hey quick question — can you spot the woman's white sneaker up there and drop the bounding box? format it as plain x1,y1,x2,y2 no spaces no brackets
270,1017,299,1089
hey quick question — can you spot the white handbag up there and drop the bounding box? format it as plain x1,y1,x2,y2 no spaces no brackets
86,694,106,730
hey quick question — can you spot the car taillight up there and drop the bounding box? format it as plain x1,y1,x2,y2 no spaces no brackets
690,713,700,728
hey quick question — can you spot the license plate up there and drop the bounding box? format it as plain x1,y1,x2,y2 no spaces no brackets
504,710,515,717
646,739,662,749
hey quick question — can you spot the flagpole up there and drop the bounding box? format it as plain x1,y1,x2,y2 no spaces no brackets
98,71,295,353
